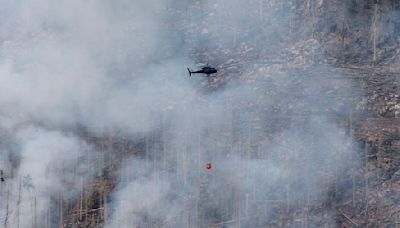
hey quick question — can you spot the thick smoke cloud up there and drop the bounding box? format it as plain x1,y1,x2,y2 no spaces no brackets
0,125,94,227
0,0,362,227
0,0,188,134
0,0,181,226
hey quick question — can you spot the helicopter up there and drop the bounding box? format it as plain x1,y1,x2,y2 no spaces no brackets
187,64,217,77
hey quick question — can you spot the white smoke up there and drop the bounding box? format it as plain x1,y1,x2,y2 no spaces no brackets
0,0,365,227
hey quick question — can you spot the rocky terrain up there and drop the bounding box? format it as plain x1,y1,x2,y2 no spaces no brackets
0,0,399,227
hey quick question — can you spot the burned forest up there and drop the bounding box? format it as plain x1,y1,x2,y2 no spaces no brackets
0,0,400,227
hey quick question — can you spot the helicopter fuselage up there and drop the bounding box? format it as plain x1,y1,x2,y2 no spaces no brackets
188,66,217,76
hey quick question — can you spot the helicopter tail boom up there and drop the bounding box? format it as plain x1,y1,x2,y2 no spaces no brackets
187,68,192,77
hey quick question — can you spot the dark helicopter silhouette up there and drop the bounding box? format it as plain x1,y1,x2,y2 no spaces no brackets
0,169,4,182
187,64,217,77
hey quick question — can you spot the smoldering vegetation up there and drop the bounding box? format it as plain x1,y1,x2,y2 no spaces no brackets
106,65,361,227
0,0,398,227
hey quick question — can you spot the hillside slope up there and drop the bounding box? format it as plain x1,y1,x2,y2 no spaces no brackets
0,1,399,227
